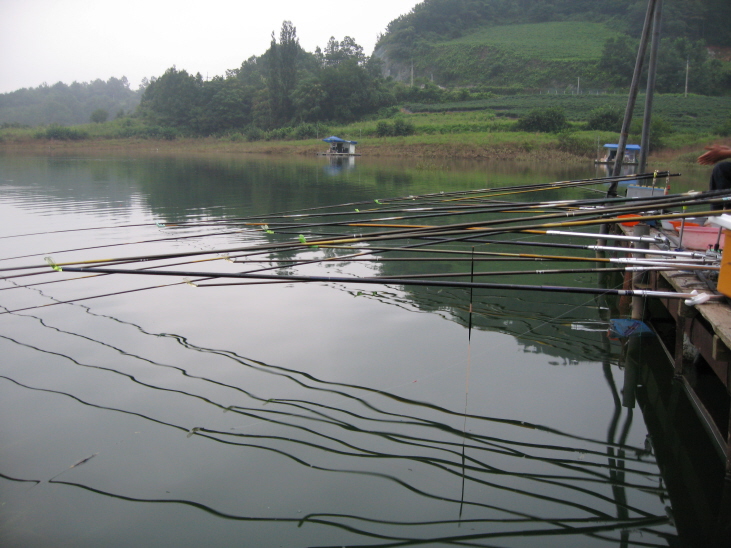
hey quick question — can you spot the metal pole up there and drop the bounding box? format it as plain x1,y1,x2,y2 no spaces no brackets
639,0,663,173
607,0,658,196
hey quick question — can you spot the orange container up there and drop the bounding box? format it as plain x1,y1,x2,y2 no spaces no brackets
718,230,731,297
618,214,642,226
669,220,701,231
707,216,731,297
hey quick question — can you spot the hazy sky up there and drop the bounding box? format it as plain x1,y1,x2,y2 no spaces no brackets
0,0,423,94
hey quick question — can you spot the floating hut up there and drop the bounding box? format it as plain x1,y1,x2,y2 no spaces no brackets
596,144,641,165
321,136,360,156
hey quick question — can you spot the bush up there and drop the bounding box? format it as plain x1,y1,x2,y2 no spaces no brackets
376,121,393,137
586,107,623,132
293,123,317,140
141,126,178,140
716,116,731,137
515,107,568,133
556,131,596,157
393,118,415,136
377,106,400,118
90,109,109,124
376,119,415,137
265,127,291,141
41,124,89,140
244,125,263,141
629,116,674,151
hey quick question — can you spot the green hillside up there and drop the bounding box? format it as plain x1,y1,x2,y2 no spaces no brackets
412,21,620,88
441,22,619,61
375,0,731,93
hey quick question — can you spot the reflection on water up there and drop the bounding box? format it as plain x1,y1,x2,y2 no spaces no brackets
0,152,721,546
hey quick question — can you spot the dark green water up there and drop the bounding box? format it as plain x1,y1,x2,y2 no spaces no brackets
0,152,721,547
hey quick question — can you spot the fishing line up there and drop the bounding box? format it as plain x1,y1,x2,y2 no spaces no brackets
459,247,476,521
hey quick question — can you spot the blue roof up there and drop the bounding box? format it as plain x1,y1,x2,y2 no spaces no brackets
322,135,358,144
603,144,641,150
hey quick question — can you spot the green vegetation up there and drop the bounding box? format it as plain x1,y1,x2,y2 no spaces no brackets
515,108,569,133
1,0,730,162
405,94,731,133
377,0,731,92
442,21,618,61
586,107,624,132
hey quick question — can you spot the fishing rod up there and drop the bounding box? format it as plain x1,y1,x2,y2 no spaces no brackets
5,196,725,280
193,195,730,260
54,265,721,302
190,190,708,235
421,233,717,260
243,191,729,250
535,229,665,244
146,193,639,231
375,265,718,280
0,221,169,241
185,264,718,288
312,244,718,271
379,171,675,204
0,227,259,264
295,207,728,250
5,205,715,281
430,173,676,204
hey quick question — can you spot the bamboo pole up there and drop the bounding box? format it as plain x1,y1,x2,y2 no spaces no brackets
609,0,658,194
639,0,663,173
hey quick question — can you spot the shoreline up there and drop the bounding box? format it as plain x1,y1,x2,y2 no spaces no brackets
0,135,725,164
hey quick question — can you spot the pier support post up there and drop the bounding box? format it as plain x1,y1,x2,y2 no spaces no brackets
715,411,731,546
631,224,650,320
623,336,641,409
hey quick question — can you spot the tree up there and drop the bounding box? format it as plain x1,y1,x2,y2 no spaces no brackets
90,108,108,123
516,108,568,133
139,67,203,128
597,35,637,87
267,21,300,126
586,107,623,132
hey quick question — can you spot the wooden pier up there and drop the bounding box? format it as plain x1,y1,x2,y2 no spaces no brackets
615,221,731,545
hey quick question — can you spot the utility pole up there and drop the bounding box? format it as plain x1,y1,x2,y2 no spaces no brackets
685,58,690,97
577,77,580,95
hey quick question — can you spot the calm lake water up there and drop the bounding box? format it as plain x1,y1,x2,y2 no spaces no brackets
0,152,722,547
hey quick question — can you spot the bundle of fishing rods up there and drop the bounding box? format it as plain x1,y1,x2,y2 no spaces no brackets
3,170,731,312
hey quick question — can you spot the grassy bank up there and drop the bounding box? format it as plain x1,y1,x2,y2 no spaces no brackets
1,102,727,164
0,130,724,165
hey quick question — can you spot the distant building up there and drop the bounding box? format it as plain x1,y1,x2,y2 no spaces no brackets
596,144,641,165
322,136,359,156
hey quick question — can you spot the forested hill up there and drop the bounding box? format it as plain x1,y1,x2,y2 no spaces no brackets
375,0,731,92
0,78,142,127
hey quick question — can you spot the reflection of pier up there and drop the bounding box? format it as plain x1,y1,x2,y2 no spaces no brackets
323,155,356,175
